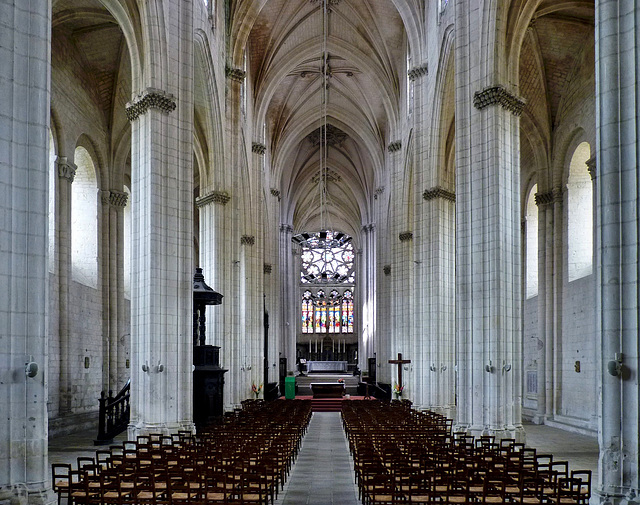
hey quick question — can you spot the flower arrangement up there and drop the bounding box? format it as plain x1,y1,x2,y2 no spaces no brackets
337,378,344,384
393,383,404,397
251,382,263,398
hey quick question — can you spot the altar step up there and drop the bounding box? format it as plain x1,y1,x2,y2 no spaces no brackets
279,395,375,412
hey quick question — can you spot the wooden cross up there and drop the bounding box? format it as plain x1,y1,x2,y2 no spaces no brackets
388,353,411,386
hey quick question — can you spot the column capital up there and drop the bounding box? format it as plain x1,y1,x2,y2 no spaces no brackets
270,188,281,200
388,141,402,153
374,186,385,199
240,235,255,246
110,190,128,207
280,224,294,233
196,190,231,207
56,157,77,182
226,66,246,82
362,223,375,233
383,265,391,276
586,156,596,180
263,263,272,274
399,231,413,242
408,64,428,81
252,142,266,155
423,186,456,202
535,186,564,207
125,88,176,121
473,85,526,116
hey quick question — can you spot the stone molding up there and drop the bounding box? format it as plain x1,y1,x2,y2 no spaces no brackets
125,88,177,121
388,141,402,153
56,158,77,182
226,66,246,82
310,0,341,5
252,142,266,155
196,190,231,207
423,186,456,202
270,188,281,200
586,156,596,180
240,235,255,246
109,190,128,207
383,265,391,276
280,224,294,233
264,263,272,274
535,187,563,207
374,186,385,200
399,231,413,242
408,64,428,81
473,85,526,116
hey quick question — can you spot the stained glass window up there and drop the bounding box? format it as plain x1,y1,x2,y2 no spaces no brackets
300,288,354,334
298,231,355,284
297,231,354,334
342,290,353,333
302,290,314,333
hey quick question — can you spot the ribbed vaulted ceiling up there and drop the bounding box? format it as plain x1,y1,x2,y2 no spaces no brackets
245,0,406,237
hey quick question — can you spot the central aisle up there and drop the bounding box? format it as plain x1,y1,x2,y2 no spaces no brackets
275,411,360,505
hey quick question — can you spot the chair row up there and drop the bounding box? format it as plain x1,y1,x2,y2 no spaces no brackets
52,400,312,505
341,401,591,505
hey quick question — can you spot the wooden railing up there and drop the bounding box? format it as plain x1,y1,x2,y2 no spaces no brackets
94,379,130,445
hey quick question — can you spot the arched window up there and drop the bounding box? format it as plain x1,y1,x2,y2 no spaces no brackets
297,231,355,335
48,131,56,273
341,290,353,333
72,146,98,288
299,288,354,334
567,142,592,281
302,290,314,333
525,184,538,298
315,290,327,333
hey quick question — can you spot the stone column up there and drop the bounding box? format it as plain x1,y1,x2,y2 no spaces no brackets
197,189,231,346
594,1,639,502
104,190,128,392
55,156,76,415
454,0,524,439
0,0,55,503
374,186,390,382
387,141,409,387
419,187,456,416
196,189,232,408
359,224,376,371
279,224,296,372
531,187,562,424
127,1,195,436
239,234,263,402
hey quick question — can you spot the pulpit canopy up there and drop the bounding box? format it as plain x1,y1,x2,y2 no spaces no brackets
193,267,223,305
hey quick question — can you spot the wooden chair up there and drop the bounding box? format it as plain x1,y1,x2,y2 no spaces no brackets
511,475,545,505
363,472,405,505
480,477,508,504
570,470,592,504
51,463,71,505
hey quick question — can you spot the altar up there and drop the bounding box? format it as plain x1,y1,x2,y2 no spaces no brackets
310,383,345,398
306,360,347,373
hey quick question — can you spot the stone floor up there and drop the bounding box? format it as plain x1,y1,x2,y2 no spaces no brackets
48,413,599,505
275,412,359,505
